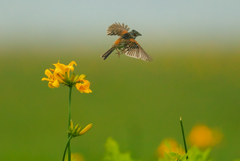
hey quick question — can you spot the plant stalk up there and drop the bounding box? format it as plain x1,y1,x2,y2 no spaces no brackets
180,117,188,159
68,86,72,161
62,135,73,161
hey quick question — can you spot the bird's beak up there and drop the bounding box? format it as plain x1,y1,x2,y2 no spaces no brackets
139,34,142,36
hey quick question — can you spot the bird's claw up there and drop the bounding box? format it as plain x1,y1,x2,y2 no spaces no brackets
116,49,120,58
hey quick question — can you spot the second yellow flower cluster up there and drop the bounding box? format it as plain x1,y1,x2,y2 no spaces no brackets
68,120,92,137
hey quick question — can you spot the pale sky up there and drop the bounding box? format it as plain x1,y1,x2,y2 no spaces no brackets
1,0,240,44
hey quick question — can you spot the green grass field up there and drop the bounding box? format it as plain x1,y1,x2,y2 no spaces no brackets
0,44,240,161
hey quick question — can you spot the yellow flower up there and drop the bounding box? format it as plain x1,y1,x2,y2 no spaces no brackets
157,138,185,158
75,79,92,93
188,124,223,149
42,61,77,87
64,153,85,161
52,61,77,83
42,61,92,93
53,61,77,77
41,69,60,88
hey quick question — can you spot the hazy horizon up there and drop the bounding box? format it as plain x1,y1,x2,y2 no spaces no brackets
1,1,240,48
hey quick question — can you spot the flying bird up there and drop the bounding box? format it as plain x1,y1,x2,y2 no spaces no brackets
101,22,152,62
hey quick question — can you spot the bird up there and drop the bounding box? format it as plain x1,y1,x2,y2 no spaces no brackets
101,22,152,62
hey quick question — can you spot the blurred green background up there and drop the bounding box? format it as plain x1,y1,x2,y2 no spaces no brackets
1,1,240,161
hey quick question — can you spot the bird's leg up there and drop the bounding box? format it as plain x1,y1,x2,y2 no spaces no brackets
116,49,120,58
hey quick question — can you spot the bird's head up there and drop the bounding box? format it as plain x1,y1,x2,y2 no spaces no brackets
129,30,142,39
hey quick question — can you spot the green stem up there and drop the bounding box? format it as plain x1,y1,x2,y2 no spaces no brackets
68,86,72,161
180,117,188,159
62,135,73,161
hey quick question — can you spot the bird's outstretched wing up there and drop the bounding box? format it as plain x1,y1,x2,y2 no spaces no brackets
123,39,152,62
107,22,130,36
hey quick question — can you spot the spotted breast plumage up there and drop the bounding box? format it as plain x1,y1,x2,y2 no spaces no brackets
100,22,152,62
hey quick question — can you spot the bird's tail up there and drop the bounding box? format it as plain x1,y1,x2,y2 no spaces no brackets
101,47,115,60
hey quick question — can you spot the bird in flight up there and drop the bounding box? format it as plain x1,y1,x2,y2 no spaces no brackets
101,22,152,62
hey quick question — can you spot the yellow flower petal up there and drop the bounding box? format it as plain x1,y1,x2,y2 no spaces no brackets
65,61,77,75
68,61,77,66
48,80,60,88
70,120,73,131
41,77,51,81
53,80,60,87
53,61,66,73
79,123,92,135
42,69,54,81
75,80,92,93
68,61,77,70
54,68,65,83
48,82,55,88
78,74,86,81
44,69,53,77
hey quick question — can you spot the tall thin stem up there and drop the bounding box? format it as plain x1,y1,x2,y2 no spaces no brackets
180,117,188,159
68,86,73,161
62,135,73,161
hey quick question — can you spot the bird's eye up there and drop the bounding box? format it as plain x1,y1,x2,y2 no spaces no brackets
134,33,136,36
